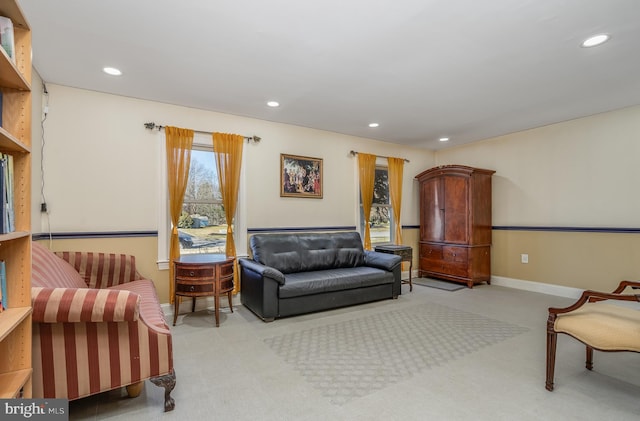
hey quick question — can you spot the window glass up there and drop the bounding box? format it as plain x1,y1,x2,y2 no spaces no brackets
178,148,226,254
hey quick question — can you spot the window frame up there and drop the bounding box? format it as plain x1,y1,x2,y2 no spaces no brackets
358,160,394,246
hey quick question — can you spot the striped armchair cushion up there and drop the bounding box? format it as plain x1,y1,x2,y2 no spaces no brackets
32,242,87,288
54,250,141,289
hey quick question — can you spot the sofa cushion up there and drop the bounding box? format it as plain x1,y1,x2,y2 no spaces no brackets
250,234,302,274
250,232,366,274
32,242,88,289
279,266,394,299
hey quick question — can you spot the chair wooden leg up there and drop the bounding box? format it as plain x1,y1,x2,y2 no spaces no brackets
126,381,144,398
228,291,234,313
546,330,557,391
586,346,594,370
150,369,176,412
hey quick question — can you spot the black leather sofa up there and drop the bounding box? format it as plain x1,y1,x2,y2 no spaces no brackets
239,231,402,321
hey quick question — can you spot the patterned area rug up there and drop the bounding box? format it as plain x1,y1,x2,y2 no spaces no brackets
264,303,529,405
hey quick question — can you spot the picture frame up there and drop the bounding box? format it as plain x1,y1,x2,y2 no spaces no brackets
280,154,323,198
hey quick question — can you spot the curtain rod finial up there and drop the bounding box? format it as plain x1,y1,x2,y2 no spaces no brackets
144,122,156,130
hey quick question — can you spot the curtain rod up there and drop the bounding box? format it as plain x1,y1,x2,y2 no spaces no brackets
144,122,261,143
349,150,409,163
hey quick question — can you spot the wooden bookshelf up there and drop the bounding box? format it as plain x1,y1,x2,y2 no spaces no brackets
0,0,31,399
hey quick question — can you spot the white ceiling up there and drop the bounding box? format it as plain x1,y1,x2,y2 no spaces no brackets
19,0,640,150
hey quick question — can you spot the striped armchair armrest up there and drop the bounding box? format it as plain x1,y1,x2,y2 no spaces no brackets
54,251,142,289
31,287,141,323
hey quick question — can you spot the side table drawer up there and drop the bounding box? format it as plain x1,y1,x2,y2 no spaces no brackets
176,282,214,294
176,267,214,279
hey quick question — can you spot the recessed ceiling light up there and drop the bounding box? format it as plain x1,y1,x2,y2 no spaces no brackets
103,67,122,76
267,101,280,107
581,34,610,48
439,137,449,142
368,123,380,128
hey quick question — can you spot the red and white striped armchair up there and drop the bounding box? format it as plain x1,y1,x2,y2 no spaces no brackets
31,242,176,411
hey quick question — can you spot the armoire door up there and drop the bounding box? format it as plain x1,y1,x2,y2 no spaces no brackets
443,174,469,244
420,177,444,242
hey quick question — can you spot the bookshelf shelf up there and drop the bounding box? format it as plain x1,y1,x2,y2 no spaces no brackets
0,368,32,398
0,306,31,341
0,230,29,242
0,47,29,91
0,126,30,153
0,0,31,399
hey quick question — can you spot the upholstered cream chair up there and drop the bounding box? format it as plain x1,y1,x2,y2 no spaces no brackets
546,280,640,391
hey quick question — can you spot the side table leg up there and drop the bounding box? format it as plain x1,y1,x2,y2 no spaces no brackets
228,291,234,313
214,293,220,327
173,296,179,326
409,261,413,292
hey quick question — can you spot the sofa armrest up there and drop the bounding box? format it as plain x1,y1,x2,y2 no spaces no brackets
32,287,140,323
55,251,142,289
238,259,285,285
364,251,402,272
239,258,283,321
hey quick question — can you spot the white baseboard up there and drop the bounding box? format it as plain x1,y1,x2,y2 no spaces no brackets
490,276,583,299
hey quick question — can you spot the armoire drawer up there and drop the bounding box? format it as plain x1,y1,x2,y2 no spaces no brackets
442,246,467,263
420,243,443,260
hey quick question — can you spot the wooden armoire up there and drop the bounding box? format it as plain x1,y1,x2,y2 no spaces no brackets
415,165,495,288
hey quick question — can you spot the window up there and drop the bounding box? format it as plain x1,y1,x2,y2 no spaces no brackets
158,133,247,269
360,165,393,244
178,147,226,255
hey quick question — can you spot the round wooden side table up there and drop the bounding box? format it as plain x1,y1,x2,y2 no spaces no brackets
173,254,235,327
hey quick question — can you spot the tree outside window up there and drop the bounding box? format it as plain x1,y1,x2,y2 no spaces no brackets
178,148,227,254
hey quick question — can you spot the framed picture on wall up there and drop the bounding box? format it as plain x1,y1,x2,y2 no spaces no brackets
280,154,323,198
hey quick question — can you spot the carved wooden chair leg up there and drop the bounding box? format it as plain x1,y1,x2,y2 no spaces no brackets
546,330,557,391
150,369,176,412
126,381,144,398
586,346,594,370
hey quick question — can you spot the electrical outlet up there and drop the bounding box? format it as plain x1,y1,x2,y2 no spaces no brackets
521,253,529,264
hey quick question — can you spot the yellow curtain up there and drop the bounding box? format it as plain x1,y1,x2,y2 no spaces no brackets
388,157,404,245
388,157,406,270
358,153,376,250
165,126,194,304
213,132,244,293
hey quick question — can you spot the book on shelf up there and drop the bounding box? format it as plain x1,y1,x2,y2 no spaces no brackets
5,153,13,232
0,154,13,234
0,15,15,63
0,260,6,311
0,16,15,64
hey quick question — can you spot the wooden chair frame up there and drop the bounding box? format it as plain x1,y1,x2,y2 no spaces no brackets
546,280,640,391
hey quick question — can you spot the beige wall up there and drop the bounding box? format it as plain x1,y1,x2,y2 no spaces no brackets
30,79,434,303
436,105,640,290
31,74,640,299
